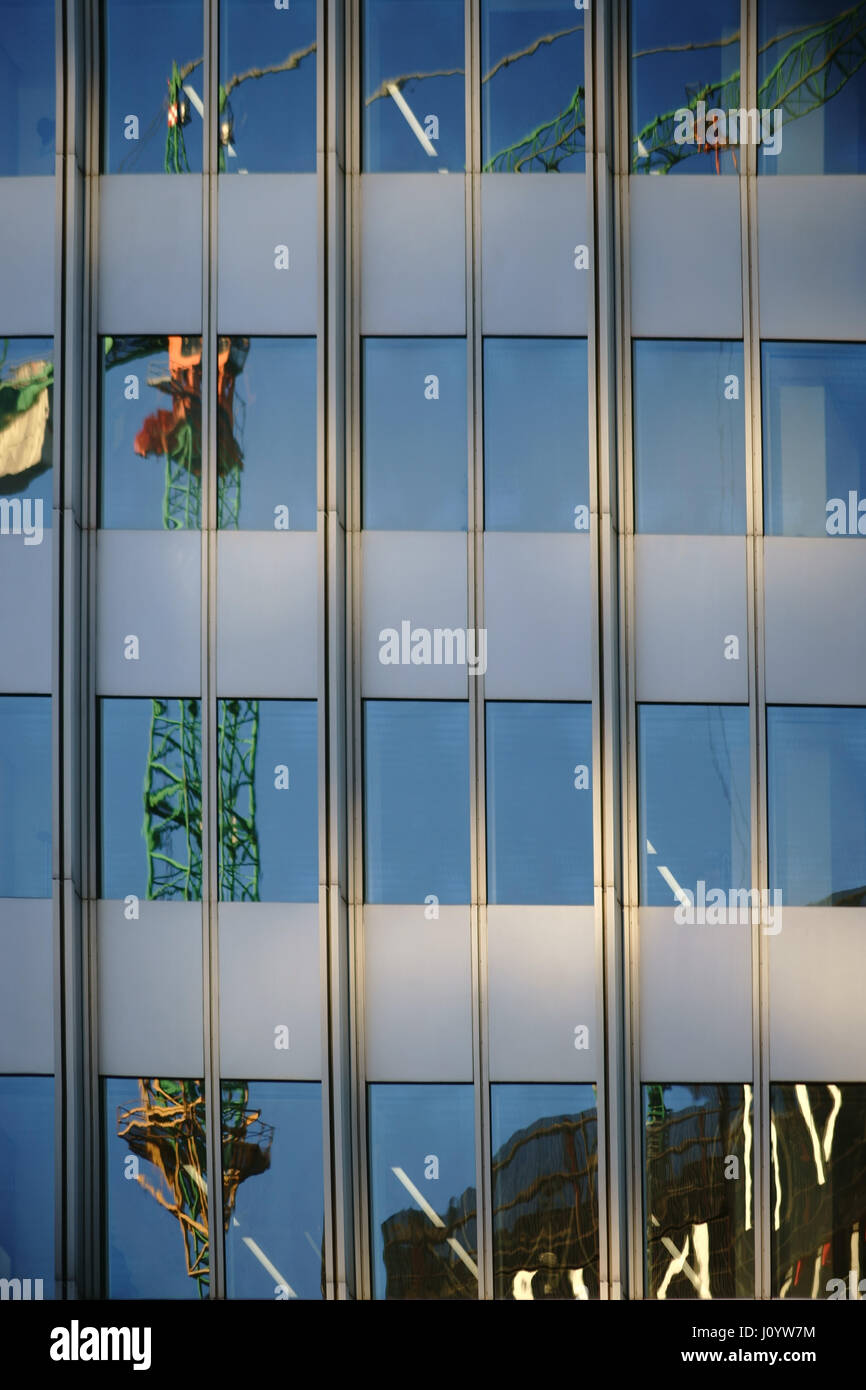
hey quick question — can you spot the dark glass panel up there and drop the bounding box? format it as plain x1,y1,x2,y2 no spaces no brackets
219,0,316,173
0,1075,54,1294
0,0,55,175
102,0,203,174
0,697,51,898
362,0,465,172
0,337,53,528
481,1,585,172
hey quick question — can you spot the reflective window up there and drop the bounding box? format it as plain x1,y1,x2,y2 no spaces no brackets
644,1083,754,1298
0,697,51,898
367,1083,477,1300
491,1084,598,1300
630,1,741,174
759,2,866,174
100,699,202,902
363,339,467,531
362,0,465,172
762,343,866,538
768,706,866,906
219,0,316,173
486,702,593,905
483,339,589,533
218,700,318,903
0,1075,54,1294
638,706,751,908
223,1081,324,1300
634,341,746,535
102,0,203,174
364,702,471,903
771,1083,866,1299
0,0,55,175
105,1078,208,1298
100,337,203,530
0,338,53,527
481,1,585,172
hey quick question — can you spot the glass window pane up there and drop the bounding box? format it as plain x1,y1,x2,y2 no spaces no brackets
101,336,204,530
367,1083,477,1300
105,1077,208,1298
101,699,202,902
0,0,55,176
363,339,467,531
483,339,589,533
759,2,866,175
644,1083,754,1298
638,705,751,908
633,341,746,535
762,343,866,538
222,1081,324,1300
768,706,866,906
216,337,317,531
0,697,51,897
486,702,593,905
481,1,585,172
0,337,54,528
491,1083,598,1300
219,0,316,173
771,1082,866,1298
218,700,318,903
364,701,470,903
102,0,204,174
630,0,741,174
362,0,465,172
0,1075,54,1294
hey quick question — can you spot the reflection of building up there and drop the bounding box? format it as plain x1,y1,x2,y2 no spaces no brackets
0,351,52,485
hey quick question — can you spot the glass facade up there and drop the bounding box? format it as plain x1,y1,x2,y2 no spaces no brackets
218,0,316,174
0,1076,54,1293
362,0,465,172
0,697,51,898
0,0,55,176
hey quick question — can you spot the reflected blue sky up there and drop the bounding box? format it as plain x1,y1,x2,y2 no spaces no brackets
0,1075,54,1289
219,0,316,173
102,0,203,173
481,1,585,172
0,697,52,898
363,0,465,171
0,0,55,175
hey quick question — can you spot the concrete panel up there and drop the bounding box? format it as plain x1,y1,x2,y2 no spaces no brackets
364,905,473,1081
639,906,752,1081
219,903,321,1081
483,533,592,699
769,908,866,1081
360,174,465,335
634,536,748,702
758,179,866,340
764,539,866,704
0,901,54,1073
98,176,202,332
0,179,54,333
481,175,588,335
0,532,53,693
97,531,201,695
217,531,318,697
629,177,743,338
218,175,317,334
361,532,469,698
487,907,596,1083
97,901,203,1076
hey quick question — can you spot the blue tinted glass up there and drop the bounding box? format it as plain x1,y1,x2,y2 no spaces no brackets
223,1081,324,1300
363,340,467,531
218,700,318,902
643,1083,754,1298
216,338,317,531
0,0,55,175
368,1083,477,1300
219,0,316,173
630,0,741,174
486,702,593,905
638,706,751,907
481,1,585,172
634,341,746,535
105,1077,208,1298
484,339,589,532
491,1084,598,1300
768,707,866,906
102,0,203,174
0,1076,54,1293
762,343,866,538
101,337,203,530
364,701,471,904
363,0,465,172
0,697,51,897
759,2,866,174
101,699,202,902
0,338,53,527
